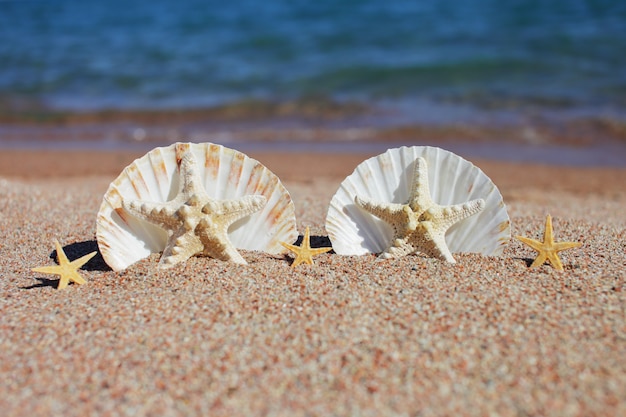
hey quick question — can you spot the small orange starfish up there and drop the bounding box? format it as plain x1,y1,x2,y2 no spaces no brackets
516,215,581,271
280,227,332,267
32,240,97,289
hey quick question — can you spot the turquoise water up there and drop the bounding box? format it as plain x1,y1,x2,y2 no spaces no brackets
1,0,625,115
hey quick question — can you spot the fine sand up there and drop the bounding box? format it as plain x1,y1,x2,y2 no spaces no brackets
0,149,625,416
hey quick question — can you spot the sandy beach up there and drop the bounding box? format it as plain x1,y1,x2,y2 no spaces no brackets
3,1,626,414
0,148,625,416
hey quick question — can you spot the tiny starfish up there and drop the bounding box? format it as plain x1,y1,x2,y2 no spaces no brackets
32,240,96,290
122,149,266,267
516,214,581,271
355,156,485,263
280,226,332,267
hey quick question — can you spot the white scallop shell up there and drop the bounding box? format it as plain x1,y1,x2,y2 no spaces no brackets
96,142,298,271
326,146,510,257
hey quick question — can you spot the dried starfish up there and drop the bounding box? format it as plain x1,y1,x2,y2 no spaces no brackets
355,156,485,262
516,214,581,271
32,240,96,289
122,150,266,267
280,226,332,267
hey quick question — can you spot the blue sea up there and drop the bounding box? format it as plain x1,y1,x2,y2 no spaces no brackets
1,0,626,164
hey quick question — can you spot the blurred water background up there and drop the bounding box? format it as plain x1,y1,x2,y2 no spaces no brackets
1,0,625,164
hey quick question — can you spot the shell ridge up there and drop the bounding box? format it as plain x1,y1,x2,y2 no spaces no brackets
365,158,396,251
446,151,466,204
328,214,366,254
227,155,255,233
206,143,223,198
379,151,398,203
230,165,267,239
218,146,236,199
351,202,391,253
203,143,219,196
428,147,445,204
108,207,165,268
229,152,247,198
349,164,380,247
230,166,269,246
125,163,150,200
146,148,168,202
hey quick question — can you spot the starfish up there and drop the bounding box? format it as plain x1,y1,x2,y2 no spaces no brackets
280,226,332,267
122,150,266,267
32,240,96,290
516,214,581,271
355,157,485,263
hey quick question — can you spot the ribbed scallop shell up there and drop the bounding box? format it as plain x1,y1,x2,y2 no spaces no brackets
326,146,510,256
96,142,297,271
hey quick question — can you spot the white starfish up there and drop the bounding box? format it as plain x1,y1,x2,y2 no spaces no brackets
122,150,266,267
355,157,485,263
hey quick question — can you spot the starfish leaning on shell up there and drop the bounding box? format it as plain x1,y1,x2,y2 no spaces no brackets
122,150,266,267
355,156,485,263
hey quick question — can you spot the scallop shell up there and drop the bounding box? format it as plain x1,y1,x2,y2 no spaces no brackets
326,146,510,257
96,142,298,271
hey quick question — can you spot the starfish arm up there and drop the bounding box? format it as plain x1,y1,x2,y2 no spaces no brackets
549,241,580,271
32,265,63,275
409,223,456,263
515,236,545,252
202,195,267,228
545,252,565,270
291,254,309,267
378,237,416,259
553,241,582,252
64,271,87,287
543,214,554,244
210,240,247,264
159,229,204,268
196,225,246,264
301,227,312,250
176,149,210,197
53,240,70,264
517,235,553,268
425,199,485,232
69,251,97,270
280,241,300,252
70,271,87,285
308,247,333,256
57,275,71,290
408,157,435,212
122,199,180,229
280,241,306,266
355,196,414,233
297,227,331,255
529,252,549,269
